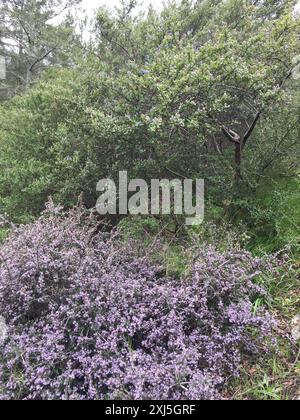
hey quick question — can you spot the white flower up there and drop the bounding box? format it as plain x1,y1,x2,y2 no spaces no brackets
170,112,185,128
293,1,300,19
291,315,300,342
292,55,300,80
0,316,8,345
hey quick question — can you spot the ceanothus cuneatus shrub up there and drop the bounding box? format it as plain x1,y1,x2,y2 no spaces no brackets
0,204,277,400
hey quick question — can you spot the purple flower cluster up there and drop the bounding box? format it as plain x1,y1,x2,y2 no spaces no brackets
0,206,276,400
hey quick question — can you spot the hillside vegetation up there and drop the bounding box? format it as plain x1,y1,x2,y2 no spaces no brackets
0,0,299,400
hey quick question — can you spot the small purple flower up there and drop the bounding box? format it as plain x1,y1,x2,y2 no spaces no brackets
0,206,279,400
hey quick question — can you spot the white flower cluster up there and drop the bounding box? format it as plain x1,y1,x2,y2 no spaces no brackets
0,316,8,345
291,315,300,342
0,56,6,80
292,56,300,81
294,1,300,18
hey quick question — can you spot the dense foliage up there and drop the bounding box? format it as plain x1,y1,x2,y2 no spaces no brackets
0,0,82,98
0,0,299,401
0,205,278,400
0,1,299,250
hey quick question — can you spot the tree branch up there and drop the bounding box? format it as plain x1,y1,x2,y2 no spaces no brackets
221,126,241,144
99,29,134,60
243,111,261,147
206,110,241,144
17,18,32,45
29,47,56,73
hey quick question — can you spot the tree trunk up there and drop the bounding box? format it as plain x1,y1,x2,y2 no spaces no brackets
235,142,242,181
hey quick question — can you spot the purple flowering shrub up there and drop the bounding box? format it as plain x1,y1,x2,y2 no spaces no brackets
0,205,277,400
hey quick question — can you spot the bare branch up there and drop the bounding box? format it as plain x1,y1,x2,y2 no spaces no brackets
29,47,56,73
221,126,241,144
17,18,32,45
243,111,261,147
99,29,134,60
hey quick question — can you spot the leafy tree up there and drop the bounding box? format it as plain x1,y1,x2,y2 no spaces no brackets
0,0,81,98
93,0,299,182
0,0,299,228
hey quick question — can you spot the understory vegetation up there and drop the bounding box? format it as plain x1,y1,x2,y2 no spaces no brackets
0,0,299,400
